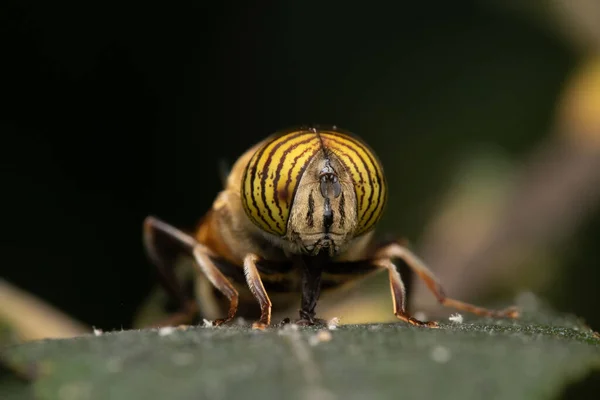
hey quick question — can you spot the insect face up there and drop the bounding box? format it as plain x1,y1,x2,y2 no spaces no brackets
286,149,357,256
241,128,387,257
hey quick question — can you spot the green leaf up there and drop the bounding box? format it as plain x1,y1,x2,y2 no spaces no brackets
2,305,599,400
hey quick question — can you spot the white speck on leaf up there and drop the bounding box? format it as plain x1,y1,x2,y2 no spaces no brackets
449,313,463,324
158,326,175,336
327,317,340,330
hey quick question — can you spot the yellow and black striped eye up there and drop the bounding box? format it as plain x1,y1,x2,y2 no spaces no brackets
241,127,387,236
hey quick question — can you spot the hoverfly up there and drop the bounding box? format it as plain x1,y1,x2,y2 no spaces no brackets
143,126,519,329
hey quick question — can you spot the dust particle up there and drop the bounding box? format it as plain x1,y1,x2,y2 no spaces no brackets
158,326,176,336
449,313,463,324
327,317,340,330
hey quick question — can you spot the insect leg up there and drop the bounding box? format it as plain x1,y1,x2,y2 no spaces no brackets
143,216,200,325
243,254,272,330
372,258,439,328
192,246,239,326
374,242,519,319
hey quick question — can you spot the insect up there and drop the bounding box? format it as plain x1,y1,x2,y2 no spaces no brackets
143,126,519,329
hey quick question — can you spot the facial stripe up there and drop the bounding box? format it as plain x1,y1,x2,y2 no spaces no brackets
323,197,334,231
338,192,346,228
306,190,315,227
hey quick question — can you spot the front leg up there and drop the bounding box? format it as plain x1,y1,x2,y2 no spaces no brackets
372,258,439,328
243,254,272,330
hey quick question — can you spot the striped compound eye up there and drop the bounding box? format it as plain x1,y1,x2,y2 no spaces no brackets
241,127,387,237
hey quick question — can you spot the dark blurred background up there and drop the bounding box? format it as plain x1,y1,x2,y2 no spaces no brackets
2,0,600,339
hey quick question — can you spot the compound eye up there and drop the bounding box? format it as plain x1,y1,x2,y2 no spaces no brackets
241,131,323,236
